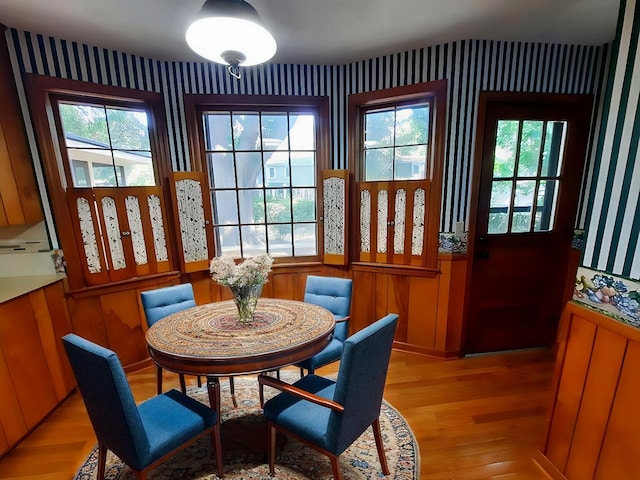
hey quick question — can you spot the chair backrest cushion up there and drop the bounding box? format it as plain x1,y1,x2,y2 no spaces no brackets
62,334,149,469
304,276,352,340
141,283,196,327
327,313,398,454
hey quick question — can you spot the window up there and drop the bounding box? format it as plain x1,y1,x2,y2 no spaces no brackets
349,80,447,270
362,101,430,181
185,95,330,261
56,100,156,188
25,75,173,289
488,119,565,234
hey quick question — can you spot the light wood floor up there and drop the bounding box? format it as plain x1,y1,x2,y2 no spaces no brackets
0,348,555,480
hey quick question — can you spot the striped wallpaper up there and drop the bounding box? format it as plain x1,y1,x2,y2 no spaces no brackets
583,0,640,279
6,27,607,237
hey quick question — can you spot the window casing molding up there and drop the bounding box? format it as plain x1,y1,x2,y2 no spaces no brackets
184,94,331,264
348,79,447,270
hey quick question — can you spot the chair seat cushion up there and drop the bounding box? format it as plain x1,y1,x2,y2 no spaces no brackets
137,389,217,467
296,338,343,371
263,375,336,450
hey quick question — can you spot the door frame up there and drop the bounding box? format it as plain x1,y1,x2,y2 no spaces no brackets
462,91,594,354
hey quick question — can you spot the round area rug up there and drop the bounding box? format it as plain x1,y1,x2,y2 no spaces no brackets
73,372,419,479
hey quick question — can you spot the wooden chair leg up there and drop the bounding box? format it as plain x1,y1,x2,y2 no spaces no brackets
329,453,343,480
197,375,202,387
179,373,187,394
372,417,390,475
299,367,305,377
229,377,237,407
212,423,224,478
267,422,276,475
156,365,163,395
97,443,107,480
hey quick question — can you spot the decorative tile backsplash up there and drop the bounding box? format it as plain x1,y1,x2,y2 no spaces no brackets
439,232,468,254
574,266,640,328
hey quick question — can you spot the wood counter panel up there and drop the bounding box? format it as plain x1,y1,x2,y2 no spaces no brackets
540,302,640,479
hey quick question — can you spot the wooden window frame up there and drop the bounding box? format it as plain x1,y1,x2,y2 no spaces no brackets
25,75,173,290
348,79,447,271
183,94,331,264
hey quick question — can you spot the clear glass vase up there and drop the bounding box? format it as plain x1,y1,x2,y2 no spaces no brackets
228,283,263,323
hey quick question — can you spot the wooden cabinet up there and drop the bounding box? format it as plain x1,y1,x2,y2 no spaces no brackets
0,279,73,458
0,25,43,226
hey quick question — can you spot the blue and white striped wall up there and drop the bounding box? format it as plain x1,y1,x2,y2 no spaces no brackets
6,28,608,238
583,0,640,280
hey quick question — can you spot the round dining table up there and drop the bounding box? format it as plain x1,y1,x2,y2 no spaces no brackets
145,298,335,415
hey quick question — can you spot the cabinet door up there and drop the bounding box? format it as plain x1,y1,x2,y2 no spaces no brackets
0,26,42,226
169,172,215,273
0,296,59,430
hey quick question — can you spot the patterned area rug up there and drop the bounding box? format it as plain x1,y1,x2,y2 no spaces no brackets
73,372,419,479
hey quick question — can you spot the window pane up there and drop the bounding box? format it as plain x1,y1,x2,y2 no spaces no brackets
262,113,289,150
265,189,291,223
93,163,118,187
494,120,518,178
216,225,240,257
292,189,316,222
204,113,233,150
365,109,394,148
293,223,317,256
212,190,238,224
106,108,150,150
290,152,315,187
121,158,154,186
263,151,289,187
395,145,427,180
232,113,261,150
395,105,429,146
59,104,109,145
208,152,236,188
235,152,262,188
534,180,559,232
242,225,267,256
268,224,292,257
239,189,263,224
512,180,536,233
365,148,393,181
488,180,512,234
541,121,566,177
517,121,542,177
289,114,315,150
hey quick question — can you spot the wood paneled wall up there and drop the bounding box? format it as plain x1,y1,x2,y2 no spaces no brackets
537,301,640,479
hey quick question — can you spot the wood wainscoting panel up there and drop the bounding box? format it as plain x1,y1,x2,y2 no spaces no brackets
563,327,626,479
540,302,640,479
0,336,27,452
595,340,640,478
407,275,439,348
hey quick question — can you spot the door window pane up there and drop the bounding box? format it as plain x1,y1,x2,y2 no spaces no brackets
541,121,566,177
534,180,559,232
493,120,518,178
488,181,512,234
512,180,536,233
517,121,543,177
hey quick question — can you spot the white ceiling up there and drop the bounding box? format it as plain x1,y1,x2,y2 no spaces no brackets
0,0,621,65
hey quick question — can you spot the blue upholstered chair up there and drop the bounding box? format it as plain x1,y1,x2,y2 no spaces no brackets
296,275,353,376
141,283,198,395
258,313,399,479
62,333,223,480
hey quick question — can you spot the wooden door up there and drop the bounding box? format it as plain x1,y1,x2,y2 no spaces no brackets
465,93,592,354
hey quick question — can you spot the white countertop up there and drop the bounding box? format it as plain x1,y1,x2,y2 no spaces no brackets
0,274,67,304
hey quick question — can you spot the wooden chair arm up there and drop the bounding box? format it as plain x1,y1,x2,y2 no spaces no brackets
258,374,345,413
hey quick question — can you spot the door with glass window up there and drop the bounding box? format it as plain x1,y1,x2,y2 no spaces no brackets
465,94,592,354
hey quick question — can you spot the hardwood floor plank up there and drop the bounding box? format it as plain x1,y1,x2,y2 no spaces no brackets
0,348,555,479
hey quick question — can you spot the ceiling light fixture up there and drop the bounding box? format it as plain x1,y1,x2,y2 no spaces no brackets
186,0,277,79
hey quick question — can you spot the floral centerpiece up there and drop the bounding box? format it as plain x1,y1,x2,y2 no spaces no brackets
209,253,274,323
